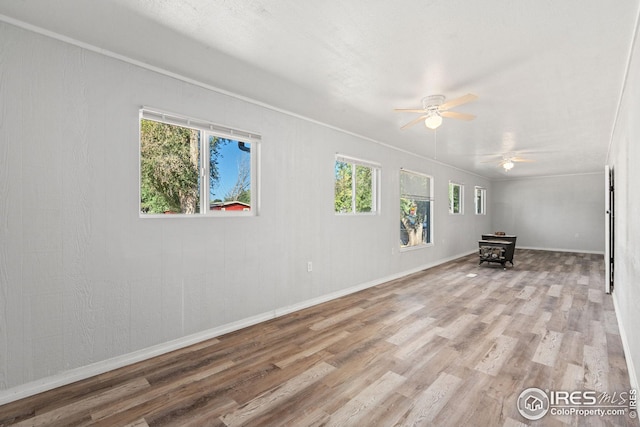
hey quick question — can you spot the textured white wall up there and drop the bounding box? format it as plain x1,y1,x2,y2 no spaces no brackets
0,22,492,397
491,174,605,253
608,17,640,390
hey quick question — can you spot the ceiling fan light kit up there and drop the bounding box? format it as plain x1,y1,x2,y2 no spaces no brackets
502,160,515,171
424,113,443,129
493,156,535,171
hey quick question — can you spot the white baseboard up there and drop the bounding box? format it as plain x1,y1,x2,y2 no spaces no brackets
518,246,604,255
0,249,475,406
612,295,639,391
0,312,275,406
274,249,477,319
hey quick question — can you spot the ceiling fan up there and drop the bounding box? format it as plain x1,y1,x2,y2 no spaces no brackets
395,93,478,130
486,156,535,171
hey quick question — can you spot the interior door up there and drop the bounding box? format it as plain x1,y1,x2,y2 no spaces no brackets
604,165,614,294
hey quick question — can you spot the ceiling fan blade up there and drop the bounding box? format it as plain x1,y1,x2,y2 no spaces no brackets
440,111,476,121
512,157,535,163
400,115,428,129
439,93,478,111
394,108,427,113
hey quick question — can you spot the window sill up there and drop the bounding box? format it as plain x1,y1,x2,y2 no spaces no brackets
139,211,256,219
399,243,434,252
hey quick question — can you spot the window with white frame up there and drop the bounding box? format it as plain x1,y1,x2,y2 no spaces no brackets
139,108,259,216
475,186,486,215
334,155,380,214
448,181,464,214
400,169,433,248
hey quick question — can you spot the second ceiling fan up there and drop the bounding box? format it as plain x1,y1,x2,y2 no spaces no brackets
482,154,535,172
395,93,478,130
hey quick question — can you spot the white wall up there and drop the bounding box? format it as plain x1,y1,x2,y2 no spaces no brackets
491,174,605,253
0,22,492,400
608,15,640,390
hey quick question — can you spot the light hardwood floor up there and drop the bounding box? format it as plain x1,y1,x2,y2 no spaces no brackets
0,249,637,426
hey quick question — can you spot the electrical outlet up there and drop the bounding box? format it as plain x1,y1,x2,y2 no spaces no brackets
307,261,313,272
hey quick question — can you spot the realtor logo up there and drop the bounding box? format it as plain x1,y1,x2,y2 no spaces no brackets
525,395,544,411
518,388,550,420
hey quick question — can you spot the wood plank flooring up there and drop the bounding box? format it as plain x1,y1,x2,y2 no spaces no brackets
0,249,637,426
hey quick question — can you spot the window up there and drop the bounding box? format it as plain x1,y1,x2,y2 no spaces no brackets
448,182,464,214
400,169,433,248
139,108,259,216
475,186,486,215
334,155,380,214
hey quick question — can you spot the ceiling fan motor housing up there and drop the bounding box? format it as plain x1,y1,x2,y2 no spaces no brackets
422,95,445,111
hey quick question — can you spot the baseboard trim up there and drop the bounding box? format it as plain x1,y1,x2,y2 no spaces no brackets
612,295,639,391
518,246,604,255
273,249,476,319
0,249,475,406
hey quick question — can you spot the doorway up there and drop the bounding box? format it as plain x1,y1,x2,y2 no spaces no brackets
605,165,614,294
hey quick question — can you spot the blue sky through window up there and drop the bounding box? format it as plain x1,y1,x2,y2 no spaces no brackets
210,138,251,202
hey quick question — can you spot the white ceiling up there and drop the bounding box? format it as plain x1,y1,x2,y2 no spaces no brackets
1,0,638,179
